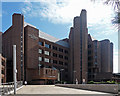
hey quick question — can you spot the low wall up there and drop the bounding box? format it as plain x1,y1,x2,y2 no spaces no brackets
55,84,118,94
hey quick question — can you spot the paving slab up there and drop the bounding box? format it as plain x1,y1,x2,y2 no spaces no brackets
14,85,115,96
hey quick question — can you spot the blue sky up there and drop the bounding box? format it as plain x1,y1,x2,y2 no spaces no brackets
1,0,118,73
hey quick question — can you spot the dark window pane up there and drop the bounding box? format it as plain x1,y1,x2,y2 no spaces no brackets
59,48,63,52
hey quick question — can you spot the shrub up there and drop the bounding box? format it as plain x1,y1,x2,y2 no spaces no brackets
88,81,94,84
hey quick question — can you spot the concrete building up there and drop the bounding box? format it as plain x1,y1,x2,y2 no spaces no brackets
69,10,88,83
2,9,113,84
100,40,113,73
87,35,113,81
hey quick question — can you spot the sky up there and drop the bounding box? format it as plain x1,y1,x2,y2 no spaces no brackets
1,0,118,73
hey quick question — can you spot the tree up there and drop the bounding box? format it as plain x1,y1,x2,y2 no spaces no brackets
91,0,120,29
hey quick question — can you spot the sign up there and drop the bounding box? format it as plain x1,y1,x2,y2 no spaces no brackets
28,34,38,40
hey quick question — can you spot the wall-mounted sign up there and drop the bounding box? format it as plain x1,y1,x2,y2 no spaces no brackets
48,76,56,78
28,34,38,40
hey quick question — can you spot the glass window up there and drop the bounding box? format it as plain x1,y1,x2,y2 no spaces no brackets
46,70,48,74
45,43,51,48
39,57,42,61
39,42,44,46
65,62,68,66
95,62,97,65
39,49,42,54
59,61,63,65
53,60,57,64
59,48,63,52
64,50,68,54
53,46,57,50
88,51,91,55
94,56,97,58
44,51,49,55
59,55,63,59
64,56,68,60
88,45,91,48
53,53,57,57
44,58,49,63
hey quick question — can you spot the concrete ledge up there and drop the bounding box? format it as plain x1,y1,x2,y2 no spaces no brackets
55,84,118,94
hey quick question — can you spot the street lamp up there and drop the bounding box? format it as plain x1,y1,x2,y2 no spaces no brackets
60,69,64,84
73,71,76,84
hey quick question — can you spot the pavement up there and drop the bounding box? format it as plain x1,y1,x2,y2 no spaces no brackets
14,85,115,95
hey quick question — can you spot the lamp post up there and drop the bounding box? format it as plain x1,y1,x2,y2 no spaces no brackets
73,71,76,84
13,45,17,95
60,69,64,84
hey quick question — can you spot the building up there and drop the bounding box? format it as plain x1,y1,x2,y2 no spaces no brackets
0,54,6,84
0,32,6,84
2,13,69,84
87,35,113,81
69,10,88,83
2,9,113,84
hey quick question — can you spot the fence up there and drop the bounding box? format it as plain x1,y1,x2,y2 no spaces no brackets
0,81,23,95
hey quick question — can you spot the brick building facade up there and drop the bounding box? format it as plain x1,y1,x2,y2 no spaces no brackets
2,9,113,84
0,54,6,84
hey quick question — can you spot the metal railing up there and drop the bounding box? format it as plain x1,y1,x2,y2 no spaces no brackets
0,81,23,95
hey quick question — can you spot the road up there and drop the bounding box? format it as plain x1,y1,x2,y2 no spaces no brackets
15,85,114,95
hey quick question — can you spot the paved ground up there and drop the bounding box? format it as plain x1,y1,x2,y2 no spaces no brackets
16,85,114,95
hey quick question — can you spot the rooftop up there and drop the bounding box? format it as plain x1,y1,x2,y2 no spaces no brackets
24,22,69,48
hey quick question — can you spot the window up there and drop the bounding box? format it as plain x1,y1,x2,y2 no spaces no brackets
65,62,68,66
59,48,63,52
44,58,49,63
88,69,91,72
39,49,42,54
45,43,51,48
39,57,42,61
88,56,92,60
53,60,57,64
39,42,44,46
65,69,68,72
2,70,4,74
53,46,57,50
95,62,97,65
88,62,92,66
88,45,91,48
64,56,68,60
59,61,63,65
53,53,57,57
46,70,48,74
94,56,97,58
64,50,68,54
88,51,91,55
59,54,63,59
44,51,50,55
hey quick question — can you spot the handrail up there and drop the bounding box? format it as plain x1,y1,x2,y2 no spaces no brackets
0,81,23,95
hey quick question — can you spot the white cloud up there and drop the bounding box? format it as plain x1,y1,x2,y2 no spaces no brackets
21,0,114,26
20,0,118,73
96,29,117,36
